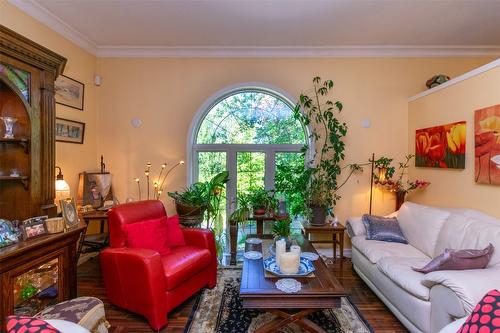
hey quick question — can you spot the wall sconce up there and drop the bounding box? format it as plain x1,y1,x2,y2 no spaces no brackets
55,166,70,213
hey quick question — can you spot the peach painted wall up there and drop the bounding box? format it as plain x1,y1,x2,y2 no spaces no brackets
0,2,99,198
95,57,491,224
408,63,500,218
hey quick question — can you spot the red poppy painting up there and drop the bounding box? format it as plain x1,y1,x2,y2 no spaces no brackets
475,105,500,185
415,121,466,169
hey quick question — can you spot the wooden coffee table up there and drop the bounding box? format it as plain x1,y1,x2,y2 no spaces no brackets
239,237,347,333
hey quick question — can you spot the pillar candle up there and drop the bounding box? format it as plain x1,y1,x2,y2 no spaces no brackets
275,239,286,266
280,251,300,275
290,245,301,267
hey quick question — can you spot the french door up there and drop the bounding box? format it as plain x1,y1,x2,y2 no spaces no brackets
193,144,303,244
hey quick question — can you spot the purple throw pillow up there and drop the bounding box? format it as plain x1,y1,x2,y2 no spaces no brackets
362,214,408,244
412,243,494,274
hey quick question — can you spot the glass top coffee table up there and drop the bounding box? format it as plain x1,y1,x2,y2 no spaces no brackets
239,236,347,333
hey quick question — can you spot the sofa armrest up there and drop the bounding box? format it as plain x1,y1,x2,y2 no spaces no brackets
100,248,167,316
422,268,500,313
182,228,217,257
346,217,365,238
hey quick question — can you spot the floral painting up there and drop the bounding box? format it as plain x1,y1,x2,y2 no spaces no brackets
415,121,466,169
475,105,500,185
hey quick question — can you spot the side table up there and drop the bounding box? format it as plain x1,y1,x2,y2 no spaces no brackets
81,210,109,253
302,222,345,260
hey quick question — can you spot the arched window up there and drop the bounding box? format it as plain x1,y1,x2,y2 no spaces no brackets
189,85,308,246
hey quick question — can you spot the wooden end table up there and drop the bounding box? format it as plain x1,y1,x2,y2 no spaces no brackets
239,237,347,333
81,210,109,253
302,222,345,260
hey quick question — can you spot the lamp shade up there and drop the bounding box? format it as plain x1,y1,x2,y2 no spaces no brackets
377,167,388,185
55,166,70,212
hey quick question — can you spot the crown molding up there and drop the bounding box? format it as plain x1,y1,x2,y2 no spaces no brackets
7,0,500,58
8,0,98,55
96,45,500,58
409,58,500,101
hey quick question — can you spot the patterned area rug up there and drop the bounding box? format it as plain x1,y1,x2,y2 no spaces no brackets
185,268,372,333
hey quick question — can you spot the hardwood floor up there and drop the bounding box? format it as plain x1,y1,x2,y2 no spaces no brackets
77,256,408,332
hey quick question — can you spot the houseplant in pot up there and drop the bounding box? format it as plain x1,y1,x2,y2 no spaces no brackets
168,171,229,228
248,188,275,216
293,76,361,225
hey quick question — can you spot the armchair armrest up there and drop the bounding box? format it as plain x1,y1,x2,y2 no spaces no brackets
422,268,500,313
346,217,365,238
100,247,167,324
182,228,217,257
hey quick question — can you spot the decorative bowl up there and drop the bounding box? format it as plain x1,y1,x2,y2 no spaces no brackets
263,256,315,277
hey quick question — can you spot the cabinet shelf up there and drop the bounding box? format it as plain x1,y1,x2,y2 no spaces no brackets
0,176,29,189
0,138,29,153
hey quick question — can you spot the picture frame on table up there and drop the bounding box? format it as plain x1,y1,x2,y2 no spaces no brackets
20,216,48,240
60,198,80,229
56,117,85,144
55,74,84,110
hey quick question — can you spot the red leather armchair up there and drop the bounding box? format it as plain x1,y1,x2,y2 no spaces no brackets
100,200,217,330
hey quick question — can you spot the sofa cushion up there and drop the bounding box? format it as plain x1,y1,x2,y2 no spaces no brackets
362,214,408,244
161,246,211,290
397,202,450,257
414,244,494,273
377,256,431,300
123,216,171,255
351,235,429,264
435,213,500,267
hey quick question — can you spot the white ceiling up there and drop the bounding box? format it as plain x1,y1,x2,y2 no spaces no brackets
8,0,500,57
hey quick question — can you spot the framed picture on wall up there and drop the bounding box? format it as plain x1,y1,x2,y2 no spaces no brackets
475,104,500,185
415,121,466,169
56,117,85,144
55,74,84,110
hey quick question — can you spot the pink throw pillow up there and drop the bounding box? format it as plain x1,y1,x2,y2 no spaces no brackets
413,243,494,274
457,289,500,333
123,216,171,255
166,215,185,248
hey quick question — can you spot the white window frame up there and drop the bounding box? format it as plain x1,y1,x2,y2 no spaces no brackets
187,82,313,240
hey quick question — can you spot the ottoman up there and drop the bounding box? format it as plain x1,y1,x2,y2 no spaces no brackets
36,297,109,333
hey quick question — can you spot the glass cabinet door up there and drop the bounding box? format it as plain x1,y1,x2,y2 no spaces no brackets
12,258,60,316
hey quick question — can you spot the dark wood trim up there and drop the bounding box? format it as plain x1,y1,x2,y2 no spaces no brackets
0,25,66,75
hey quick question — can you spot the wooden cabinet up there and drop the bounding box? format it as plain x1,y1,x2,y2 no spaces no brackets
0,25,67,220
0,225,85,332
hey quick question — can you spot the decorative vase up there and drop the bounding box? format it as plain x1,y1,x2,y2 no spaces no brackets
310,205,327,226
395,191,406,211
1,116,17,139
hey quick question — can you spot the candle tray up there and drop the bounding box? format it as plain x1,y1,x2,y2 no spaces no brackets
263,256,315,277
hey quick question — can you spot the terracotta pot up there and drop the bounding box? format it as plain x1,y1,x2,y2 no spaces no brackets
253,208,267,216
310,205,327,226
395,191,406,211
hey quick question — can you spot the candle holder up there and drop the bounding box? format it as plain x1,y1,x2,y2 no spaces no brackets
1,116,18,139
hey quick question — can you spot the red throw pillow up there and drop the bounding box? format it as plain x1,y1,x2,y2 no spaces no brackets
166,215,185,248
123,216,171,255
6,316,61,333
457,289,500,333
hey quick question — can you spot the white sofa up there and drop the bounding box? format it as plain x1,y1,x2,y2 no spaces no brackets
347,201,500,333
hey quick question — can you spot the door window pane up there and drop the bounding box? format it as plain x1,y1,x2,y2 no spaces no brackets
275,152,306,220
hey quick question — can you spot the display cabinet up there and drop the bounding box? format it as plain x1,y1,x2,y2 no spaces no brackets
0,224,85,332
0,24,67,220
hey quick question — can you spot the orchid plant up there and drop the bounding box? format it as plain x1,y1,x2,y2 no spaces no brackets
374,154,430,195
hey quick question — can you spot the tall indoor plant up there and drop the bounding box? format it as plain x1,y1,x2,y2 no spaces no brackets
293,77,360,224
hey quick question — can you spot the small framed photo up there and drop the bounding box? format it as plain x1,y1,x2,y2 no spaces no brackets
56,117,85,144
21,216,48,240
60,198,80,229
55,74,84,110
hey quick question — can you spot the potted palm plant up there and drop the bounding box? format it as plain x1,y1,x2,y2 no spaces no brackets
248,188,274,216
